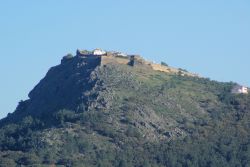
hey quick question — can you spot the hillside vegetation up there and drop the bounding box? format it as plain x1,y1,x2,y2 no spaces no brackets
0,54,249,167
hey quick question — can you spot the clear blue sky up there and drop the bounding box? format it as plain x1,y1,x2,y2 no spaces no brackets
0,0,249,119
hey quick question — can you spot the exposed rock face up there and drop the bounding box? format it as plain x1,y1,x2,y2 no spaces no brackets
61,54,74,64
15,56,102,118
5,53,184,141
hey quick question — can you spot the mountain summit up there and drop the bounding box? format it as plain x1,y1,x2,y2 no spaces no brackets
0,49,249,166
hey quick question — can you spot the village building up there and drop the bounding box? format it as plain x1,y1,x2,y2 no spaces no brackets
117,52,127,57
93,49,106,55
231,85,248,94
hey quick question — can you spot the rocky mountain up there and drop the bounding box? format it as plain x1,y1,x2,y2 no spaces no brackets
0,50,249,167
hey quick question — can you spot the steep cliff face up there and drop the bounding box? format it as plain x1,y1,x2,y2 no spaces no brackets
7,56,100,121
28,56,100,115
0,51,250,167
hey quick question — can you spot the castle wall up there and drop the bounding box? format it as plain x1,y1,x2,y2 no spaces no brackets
81,56,102,67
150,64,172,73
75,49,198,77
101,56,130,66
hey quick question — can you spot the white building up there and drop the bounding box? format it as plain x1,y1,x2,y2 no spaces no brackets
231,85,248,94
117,52,127,57
93,49,106,55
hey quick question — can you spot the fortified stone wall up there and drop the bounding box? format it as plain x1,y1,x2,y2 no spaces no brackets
100,55,130,66
74,49,199,77
150,64,172,73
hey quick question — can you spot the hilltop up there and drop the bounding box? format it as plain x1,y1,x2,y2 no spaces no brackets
68,48,198,77
0,49,249,167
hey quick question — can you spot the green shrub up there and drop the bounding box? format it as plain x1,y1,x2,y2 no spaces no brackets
161,61,169,67
64,53,73,59
0,158,16,167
